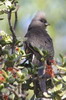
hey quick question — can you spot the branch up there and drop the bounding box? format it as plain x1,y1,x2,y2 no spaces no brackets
8,10,17,53
8,87,27,99
14,2,18,30
8,87,19,98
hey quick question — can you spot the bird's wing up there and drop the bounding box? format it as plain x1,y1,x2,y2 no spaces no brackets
25,29,54,59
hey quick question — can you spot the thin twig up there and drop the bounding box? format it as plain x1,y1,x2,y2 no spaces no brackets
8,87,27,98
14,2,18,30
8,87,19,98
8,10,17,53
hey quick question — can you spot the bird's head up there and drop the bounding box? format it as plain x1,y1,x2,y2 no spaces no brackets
33,11,50,28
39,18,49,27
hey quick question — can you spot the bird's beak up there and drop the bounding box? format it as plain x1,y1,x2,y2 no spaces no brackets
45,22,50,26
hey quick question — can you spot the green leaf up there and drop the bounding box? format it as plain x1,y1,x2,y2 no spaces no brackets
0,31,12,45
0,9,7,15
59,90,66,97
62,62,66,67
56,65,66,71
9,93,15,100
1,88,10,95
0,18,4,20
0,9,5,15
5,60,14,67
62,76,66,82
21,68,28,75
17,70,25,79
43,92,51,98
53,78,59,82
8,77,15,83
0,0,5,2
59,54,63,59
53,94,61,100
52,84,62,92
33,46,48,59
2,70,8,78
0,3,3,6
0,83,4,90
59,54,64,63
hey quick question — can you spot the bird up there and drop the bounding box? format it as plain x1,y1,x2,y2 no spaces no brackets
24,11,54,97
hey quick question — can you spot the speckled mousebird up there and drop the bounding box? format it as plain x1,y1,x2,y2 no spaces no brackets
24,11,54,96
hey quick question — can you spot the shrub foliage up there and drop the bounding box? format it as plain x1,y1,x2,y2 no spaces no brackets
0,0,66,100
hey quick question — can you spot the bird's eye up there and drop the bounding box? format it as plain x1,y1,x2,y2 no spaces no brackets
44,19,47,23
40,19,47,24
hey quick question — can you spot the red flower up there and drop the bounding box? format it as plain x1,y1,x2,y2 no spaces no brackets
49,60,56,65
15,46,19,51
7,67,18,78
13,74,17,78
3,94,8,100
7,67,13,72
0,75,6,83
45,65,55,77
0,70,4,74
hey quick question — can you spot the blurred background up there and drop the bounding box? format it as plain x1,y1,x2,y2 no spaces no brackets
0,0,66,58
